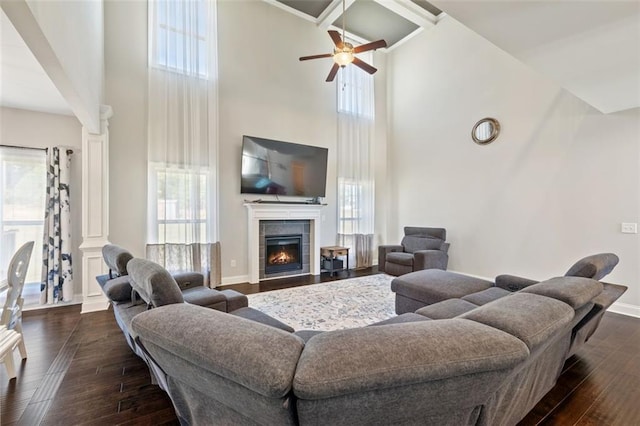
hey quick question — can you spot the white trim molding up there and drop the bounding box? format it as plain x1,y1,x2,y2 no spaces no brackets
79,105,112,313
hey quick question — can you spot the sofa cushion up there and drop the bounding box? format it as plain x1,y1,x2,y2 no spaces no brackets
565,253,619,280
182,287,227,311
386,252,414,266
230,307,294,332
391,270,493,305
460,293,574,351
127,258,184,307
404,226,446,240
416,299,479,319
368,313,432,326
294,330,324,343
462,287,511,306
520,277,603,309
102,276,133,302
102,244,133,276
401,236,442,253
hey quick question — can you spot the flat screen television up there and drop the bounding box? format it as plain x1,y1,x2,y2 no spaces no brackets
241,135,328,198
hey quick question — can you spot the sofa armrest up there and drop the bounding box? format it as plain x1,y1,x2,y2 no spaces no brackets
378,245,403,272
495,274,539,292
440,242,450,254
219,289,249,312
172,272,204,290
413,250,449,271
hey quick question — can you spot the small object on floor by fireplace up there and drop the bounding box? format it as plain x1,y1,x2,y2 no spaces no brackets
320,246,349,277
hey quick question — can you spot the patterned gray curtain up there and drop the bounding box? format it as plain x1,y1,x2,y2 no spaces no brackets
40,147,73,304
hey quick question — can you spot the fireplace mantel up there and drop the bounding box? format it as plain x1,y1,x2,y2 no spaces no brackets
245,203,325,284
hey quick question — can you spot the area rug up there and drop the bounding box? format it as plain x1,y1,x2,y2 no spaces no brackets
246,274,396,331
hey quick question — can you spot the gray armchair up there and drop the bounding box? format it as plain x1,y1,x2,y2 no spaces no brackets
378,227,449,276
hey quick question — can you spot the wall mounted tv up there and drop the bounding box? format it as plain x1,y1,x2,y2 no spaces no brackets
241,135,328,198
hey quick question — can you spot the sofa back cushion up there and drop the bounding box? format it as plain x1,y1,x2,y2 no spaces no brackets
128,258,184,307
294,319,527,425
102,244,134,276
564,253,619,280
401,236,443,253
404,227,446,240
102,276,133,302
460,293,574,351
520,277,603,309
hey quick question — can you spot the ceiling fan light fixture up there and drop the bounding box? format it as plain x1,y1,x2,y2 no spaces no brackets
333,50,354,66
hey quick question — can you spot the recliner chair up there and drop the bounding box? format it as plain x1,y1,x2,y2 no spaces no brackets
378,227,449,276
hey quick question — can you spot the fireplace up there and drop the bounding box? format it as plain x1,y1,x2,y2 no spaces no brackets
265,234,303,274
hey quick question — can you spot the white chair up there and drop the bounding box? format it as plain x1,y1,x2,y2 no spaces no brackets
0,241,34,380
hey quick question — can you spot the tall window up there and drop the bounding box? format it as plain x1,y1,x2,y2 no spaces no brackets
149,0,209,77
147,0,218,246
0,147,46,289
147,163,211,244
336,49,376,268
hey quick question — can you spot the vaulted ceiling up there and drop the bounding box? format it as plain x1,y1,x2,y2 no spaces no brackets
1,1,638,116
267,0,444,48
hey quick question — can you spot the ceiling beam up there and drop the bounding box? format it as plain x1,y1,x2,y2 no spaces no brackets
317,0,356,30
373,0,437,29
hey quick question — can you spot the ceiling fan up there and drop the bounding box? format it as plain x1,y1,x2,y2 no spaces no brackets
299,0,387,82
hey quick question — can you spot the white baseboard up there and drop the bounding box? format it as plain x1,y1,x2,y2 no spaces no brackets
608,301,640,318
220,275,250,286
81,299,110,313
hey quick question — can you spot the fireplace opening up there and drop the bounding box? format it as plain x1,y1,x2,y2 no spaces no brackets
265,234,302,274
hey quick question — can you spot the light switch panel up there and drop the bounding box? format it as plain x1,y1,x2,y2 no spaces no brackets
621,223,638,234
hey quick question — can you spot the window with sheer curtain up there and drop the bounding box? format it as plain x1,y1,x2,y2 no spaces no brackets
336,50,375,269
146,0,221,287
0,147,45,290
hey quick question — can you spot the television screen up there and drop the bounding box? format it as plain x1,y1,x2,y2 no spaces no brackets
241,136,328,197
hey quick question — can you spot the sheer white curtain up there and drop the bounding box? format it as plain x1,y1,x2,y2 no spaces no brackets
147,0,221,287
336,51,375,269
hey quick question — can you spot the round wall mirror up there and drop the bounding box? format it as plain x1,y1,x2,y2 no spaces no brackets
472,117,501,145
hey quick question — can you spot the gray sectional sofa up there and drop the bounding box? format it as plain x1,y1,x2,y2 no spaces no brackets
98,247,627,425
130,275,619,424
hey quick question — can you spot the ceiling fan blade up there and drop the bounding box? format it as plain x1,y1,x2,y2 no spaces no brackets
353,39,387,54
299,53,333,61
328,30,344,48
352,57,377,75
326,63,340,82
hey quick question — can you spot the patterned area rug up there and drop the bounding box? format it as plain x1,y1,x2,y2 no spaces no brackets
247,274,396,331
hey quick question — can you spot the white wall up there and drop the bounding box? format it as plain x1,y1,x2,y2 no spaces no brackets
388,17,640,311
217,0,336,281
103,0,388,281
0,107,84,298
2,0,104,133
104,0,147,258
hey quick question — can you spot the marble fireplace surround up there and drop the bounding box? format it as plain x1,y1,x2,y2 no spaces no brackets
245,203,324,284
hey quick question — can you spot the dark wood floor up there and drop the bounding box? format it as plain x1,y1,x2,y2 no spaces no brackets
1,269,639,425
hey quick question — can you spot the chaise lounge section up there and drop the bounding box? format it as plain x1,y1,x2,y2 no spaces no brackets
391,253,627,357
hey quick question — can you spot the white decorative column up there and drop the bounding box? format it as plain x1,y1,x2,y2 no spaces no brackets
245,203,325,284
79,105,112,313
